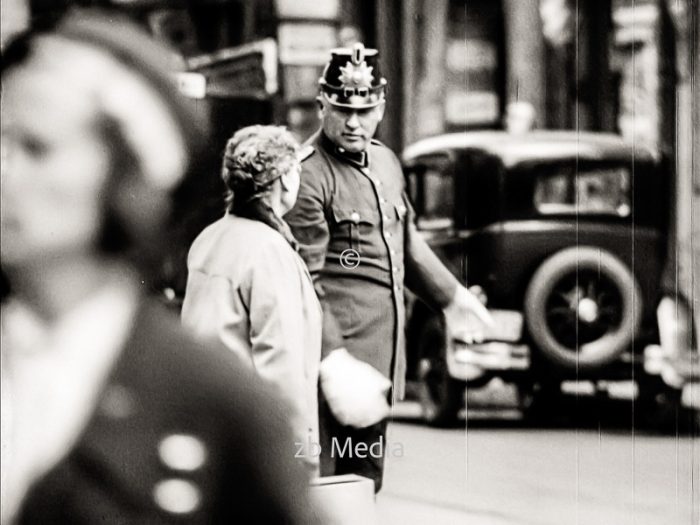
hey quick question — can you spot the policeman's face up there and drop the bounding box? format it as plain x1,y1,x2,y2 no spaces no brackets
1,57,110,268
319,96,385,153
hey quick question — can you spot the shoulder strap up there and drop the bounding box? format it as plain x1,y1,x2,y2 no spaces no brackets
298,145,315,162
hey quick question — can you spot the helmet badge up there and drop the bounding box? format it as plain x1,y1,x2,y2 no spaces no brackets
319,42,385,108
339,43,374,89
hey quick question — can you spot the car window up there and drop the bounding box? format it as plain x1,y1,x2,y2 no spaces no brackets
534,165,631,217
405,154,455,229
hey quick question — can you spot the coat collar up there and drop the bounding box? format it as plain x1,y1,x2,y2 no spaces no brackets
318,131,368,168
23,298,183,509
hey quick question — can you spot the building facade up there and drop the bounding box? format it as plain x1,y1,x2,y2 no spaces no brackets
5,1,695,330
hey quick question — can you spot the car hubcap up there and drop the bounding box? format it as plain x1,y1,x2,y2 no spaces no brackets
577,297,599,323
546,271,623,350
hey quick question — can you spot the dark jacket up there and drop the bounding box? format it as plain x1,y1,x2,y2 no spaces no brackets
17,298,314,524
285,131,458,400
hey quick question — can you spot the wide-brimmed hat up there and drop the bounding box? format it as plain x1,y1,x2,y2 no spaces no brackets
319,42,386,109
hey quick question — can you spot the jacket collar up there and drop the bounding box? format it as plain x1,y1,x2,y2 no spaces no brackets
23,298,178,508
318,131,368,168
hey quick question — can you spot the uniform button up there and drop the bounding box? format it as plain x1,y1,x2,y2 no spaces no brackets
385,231,392,238
159,434,208,472
380,198,387,204
153,479,202,515
383,214,390,221
393,266,399,273
350,212,360,224
391,249,397,255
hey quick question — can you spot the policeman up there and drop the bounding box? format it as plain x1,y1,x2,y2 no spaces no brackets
285,43,493,492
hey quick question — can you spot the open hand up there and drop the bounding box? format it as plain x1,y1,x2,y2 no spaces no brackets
442,285,495,345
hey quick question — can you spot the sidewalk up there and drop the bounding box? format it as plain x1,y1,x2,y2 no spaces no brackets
376,493,523,525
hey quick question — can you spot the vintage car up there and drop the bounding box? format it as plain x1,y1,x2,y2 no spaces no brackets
401,131,673,425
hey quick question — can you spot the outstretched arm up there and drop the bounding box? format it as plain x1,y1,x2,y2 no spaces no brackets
403,193,493,343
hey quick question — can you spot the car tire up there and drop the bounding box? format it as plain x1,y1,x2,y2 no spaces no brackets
416,317,464,427
524,246,643,371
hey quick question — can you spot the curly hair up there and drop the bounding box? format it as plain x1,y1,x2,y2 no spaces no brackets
221,125,300,247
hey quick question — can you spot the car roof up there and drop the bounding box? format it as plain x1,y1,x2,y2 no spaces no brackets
401,131,656,168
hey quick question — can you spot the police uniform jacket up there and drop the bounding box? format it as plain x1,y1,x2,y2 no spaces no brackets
285,131,459,400
14,298,314,524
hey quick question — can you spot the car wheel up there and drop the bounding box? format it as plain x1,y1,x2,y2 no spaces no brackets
524,246,643,371
416,317,464,427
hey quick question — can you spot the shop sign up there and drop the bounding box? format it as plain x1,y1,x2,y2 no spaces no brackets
445,90,499,126
446,39,497,73
186,39,278,99
274,0,339,20
278,23,337,66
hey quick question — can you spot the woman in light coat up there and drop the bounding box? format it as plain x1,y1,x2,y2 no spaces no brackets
182,126,322,468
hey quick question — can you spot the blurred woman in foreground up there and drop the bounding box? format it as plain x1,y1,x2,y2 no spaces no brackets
0,11,312,524
181,126,322,469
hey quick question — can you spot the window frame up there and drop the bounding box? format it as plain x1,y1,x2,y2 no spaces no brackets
532,161,633,218
404,151,457,230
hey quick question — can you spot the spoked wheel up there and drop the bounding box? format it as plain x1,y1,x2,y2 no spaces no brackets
525,247,643,371
546,271,623,348
416,317,464,427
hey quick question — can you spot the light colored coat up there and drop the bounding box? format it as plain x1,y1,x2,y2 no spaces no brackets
181,215,322,453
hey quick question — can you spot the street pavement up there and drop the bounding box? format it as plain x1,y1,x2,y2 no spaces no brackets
376,400,699,525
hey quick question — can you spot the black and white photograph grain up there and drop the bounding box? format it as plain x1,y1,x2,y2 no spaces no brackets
0,1,698,524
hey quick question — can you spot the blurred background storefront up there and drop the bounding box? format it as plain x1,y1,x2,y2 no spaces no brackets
1,0,682,153
2,0,697,329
